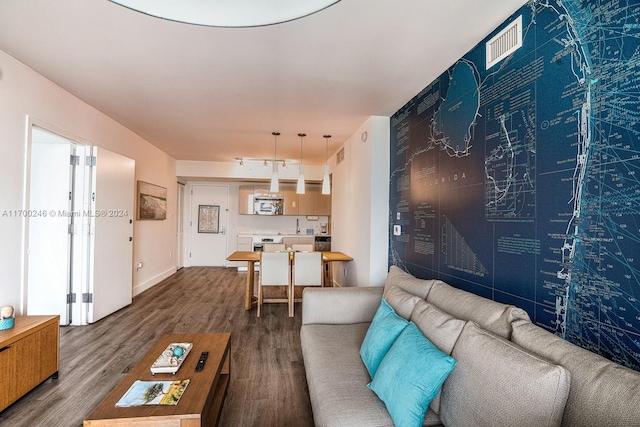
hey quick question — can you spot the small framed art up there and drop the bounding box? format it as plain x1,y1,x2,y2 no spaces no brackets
137,181,167,220
198,205,220,233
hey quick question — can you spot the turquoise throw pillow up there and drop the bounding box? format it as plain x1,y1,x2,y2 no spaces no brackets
368,322,457,427
359,299,409,378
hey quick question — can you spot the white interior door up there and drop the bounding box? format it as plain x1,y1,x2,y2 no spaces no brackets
87,147,135,323
69,144,91,326
27,129,73,324
189,184,228,266
176,183,184,269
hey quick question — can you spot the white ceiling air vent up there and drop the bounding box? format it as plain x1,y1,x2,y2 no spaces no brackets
336,147,345,165
486,15,522,69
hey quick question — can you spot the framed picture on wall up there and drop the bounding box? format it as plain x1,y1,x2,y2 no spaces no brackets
198,205,220,233
137,181,167,220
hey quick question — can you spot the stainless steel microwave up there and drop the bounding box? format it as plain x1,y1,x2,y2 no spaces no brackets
254,197,283,215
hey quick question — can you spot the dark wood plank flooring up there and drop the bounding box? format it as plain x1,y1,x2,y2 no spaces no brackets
0,267,314,427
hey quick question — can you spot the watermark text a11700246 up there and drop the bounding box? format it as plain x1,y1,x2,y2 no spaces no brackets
1,209,129,218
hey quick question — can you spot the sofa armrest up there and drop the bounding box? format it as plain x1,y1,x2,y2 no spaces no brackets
302,286,384,325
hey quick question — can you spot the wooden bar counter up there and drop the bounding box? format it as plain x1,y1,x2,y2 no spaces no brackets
227,251,353,310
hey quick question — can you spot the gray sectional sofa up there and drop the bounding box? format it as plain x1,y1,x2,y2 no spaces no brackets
300,266,640,426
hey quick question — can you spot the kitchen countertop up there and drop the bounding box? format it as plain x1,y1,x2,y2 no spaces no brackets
238,232,330,237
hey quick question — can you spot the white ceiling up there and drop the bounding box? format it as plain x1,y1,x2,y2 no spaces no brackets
0,0,526,165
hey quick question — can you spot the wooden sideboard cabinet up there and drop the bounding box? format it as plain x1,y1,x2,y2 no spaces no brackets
0,315,60,412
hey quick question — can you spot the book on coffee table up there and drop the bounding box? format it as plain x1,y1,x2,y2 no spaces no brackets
150,342,193,374
115,379,190,407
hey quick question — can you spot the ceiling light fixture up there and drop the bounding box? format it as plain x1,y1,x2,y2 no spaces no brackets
297,133,306,194
108,0,342,28
322,135,331,195
270,132,280,193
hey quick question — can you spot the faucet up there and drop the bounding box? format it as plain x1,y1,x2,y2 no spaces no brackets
296,218,300,234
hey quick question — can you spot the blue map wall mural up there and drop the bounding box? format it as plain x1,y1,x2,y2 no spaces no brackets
389,0,640,370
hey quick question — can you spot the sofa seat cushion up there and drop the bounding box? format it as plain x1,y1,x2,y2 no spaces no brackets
511,319,640,427
301,323,442,427
440,322,570,427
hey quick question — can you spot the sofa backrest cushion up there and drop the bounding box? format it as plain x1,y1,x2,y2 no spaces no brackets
384,266,434,300
426,281,530,339
511,319,640,426
301,287,384,325
440,322,570,427
410,300,466,415
384,285,423,320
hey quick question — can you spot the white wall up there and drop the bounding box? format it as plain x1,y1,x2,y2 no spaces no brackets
0,49,177,312
177,159,326,181
332,116,390,287
181,180,329,268
177,161,333,269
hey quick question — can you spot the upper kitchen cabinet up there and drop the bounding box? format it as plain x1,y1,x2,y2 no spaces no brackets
311,186,331,216
282,184,298,215
239,183,330,215
239,185,285,215
254,185,283,199
297,186,314,215
293,184,331,216
239,185,253,215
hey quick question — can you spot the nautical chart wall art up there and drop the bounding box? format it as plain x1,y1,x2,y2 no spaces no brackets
389,0,640,370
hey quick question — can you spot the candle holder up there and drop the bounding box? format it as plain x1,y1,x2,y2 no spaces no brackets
0,305,15,330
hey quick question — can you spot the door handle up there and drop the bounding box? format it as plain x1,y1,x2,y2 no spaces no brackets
129,237,133,241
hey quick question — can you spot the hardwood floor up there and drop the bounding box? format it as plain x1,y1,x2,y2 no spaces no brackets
0,267,314,427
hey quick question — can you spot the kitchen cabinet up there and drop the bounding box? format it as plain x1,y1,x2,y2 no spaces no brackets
282,184,298,215
229,235,253,267
253,185,282,199
239,185,253,215
0,315,59,412
282,236,315,248
238,183,329,215
297,188,314,216
239,185,284,215
292,184,331,216
312,186,331,216
237,236,253,251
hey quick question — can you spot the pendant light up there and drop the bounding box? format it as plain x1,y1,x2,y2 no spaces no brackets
270,132,280,193
322,134,331,195
296,133,306,194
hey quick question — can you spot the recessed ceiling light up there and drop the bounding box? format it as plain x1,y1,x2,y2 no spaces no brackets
109,0,341,27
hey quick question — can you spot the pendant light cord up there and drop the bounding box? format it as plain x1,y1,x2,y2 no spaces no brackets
272,131,280,161
323,134,331,164
298,133,306,163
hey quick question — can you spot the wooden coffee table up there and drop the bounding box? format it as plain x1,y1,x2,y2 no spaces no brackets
84,333,230,427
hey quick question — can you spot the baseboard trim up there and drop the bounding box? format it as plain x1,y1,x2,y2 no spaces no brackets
133,267,177,296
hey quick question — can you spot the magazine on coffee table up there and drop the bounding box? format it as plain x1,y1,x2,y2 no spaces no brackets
115,379,190,407
150,342,193,374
